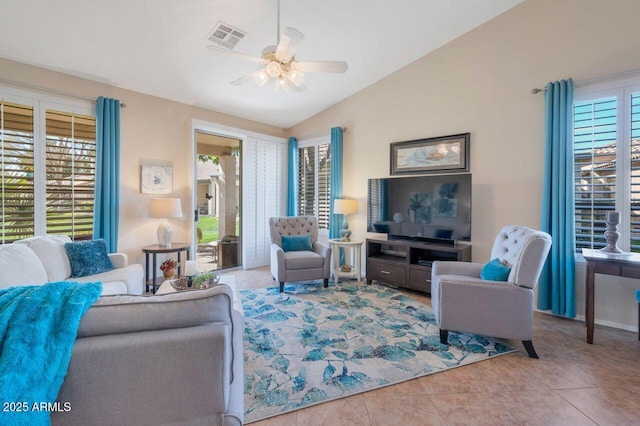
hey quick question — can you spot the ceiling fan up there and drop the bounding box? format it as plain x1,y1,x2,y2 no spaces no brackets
206,0,348,92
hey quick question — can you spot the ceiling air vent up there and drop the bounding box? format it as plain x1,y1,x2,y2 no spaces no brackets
207,21,247,50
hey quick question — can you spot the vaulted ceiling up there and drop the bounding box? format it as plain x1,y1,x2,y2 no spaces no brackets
0,0,523,128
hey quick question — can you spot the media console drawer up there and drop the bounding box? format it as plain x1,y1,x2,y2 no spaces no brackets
408,267,432,293
366,260,406,286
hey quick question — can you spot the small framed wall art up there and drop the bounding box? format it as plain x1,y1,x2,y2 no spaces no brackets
390,133,470,175
140,162,173,194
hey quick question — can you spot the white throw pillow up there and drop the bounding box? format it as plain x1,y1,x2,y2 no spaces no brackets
0,244,48,288
16,235,72,281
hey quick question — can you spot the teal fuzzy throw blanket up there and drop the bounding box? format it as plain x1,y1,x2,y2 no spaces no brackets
0,282,102,425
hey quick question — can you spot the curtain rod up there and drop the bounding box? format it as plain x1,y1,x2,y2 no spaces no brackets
0,77,127,107
298,127,347,140
532,67,640,94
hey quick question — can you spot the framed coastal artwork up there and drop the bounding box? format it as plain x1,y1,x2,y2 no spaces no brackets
390,133,470,175
140,162,173,194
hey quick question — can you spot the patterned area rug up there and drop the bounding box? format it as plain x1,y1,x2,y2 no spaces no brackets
241,282,517,423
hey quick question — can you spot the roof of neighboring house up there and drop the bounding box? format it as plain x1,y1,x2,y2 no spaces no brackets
578,139,640,173
197,160,218,181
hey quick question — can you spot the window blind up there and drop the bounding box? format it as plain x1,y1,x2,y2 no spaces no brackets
0,101,35,243
297,142,331,229
573,97,617,250
45,110,96,240
630,93,640,251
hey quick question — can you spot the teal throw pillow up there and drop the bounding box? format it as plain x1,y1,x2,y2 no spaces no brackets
281,235,313,252
64,239,115,278
480,258,511,281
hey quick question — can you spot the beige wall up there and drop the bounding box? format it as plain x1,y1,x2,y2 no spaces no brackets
290,0,640,330
0,57,286,267
2,0,638,330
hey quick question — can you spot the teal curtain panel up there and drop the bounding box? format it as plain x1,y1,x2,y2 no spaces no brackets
287,136,298,216
538,79,576,318
93,97,121,253
329,127,344,240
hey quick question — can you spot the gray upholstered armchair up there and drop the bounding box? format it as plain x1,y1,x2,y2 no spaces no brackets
431,225,552,358
269,216,332,292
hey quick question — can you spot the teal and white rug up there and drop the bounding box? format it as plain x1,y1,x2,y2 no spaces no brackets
241,282,516,423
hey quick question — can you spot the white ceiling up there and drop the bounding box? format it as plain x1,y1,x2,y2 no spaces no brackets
0,0,522,128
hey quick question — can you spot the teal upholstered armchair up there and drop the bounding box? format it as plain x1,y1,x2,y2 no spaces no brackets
269,216,332,292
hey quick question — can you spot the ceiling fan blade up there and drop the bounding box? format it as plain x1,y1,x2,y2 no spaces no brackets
275,27,305,62
206,45,266,64
293,61,348,73
229,74,254,86
289,83,307,93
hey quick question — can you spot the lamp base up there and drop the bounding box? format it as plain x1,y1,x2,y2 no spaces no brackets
157,220,173,248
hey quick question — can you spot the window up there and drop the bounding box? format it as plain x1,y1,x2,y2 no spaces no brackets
297,137,331,229
0,89,96,244
45,110,96,240
0,101,35,242
573,76,640,252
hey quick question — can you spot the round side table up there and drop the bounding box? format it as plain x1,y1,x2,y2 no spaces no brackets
328,239,363,283
141,243,191,294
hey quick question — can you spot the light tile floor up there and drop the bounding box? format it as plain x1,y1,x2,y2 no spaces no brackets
226,267,640,426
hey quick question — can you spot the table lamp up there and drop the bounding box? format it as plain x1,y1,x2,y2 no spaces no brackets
333,199,358,241
149,198,182,247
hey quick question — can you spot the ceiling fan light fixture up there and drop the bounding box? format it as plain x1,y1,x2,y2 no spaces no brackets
252,69,270,87
287,68,304,87
275,77,289,92
265,61,283,78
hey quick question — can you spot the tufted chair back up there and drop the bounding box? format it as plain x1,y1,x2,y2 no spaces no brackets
269,216,319,248
490,225,552,289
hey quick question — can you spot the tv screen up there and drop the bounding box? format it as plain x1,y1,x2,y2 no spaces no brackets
367,174,471,243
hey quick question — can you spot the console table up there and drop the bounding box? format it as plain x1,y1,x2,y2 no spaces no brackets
582,248,640,344
142,243,191,294
366,238,471,293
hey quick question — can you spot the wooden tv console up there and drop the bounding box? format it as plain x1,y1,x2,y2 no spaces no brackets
365,238,471,293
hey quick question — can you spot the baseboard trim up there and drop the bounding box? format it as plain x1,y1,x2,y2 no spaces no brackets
533,308,637,333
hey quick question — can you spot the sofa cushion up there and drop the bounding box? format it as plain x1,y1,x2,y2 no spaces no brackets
281,235,313,252
15,235,72,281
65,239,115,278
65,264,143,295
284,250,324,270
0,244,48,287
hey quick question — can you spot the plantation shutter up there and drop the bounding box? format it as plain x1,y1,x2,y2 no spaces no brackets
45,110,96,240
573,97,617,251
242,136,286,268
297,146,315,217
317,143,331,230
296,142,331,230
0,101,35,243
630,93,640,251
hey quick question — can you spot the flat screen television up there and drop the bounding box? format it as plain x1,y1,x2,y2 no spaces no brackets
367,173,471,244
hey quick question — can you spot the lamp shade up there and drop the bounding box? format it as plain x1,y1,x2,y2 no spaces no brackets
333,199,358,215
149,198,182,218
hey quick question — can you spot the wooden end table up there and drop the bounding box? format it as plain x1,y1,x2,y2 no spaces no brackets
582,248,640,344
142,243,191,294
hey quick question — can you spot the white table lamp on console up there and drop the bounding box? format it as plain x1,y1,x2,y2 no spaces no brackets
149,198,182,248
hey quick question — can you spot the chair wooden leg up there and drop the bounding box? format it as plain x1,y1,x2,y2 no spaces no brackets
279,282,284,293
323,278,329,288
522,340,539,358
439,329,449,345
